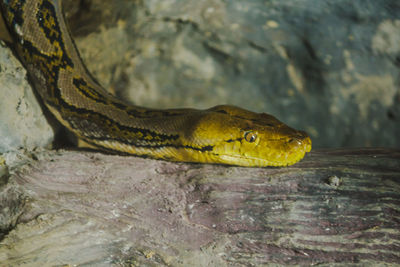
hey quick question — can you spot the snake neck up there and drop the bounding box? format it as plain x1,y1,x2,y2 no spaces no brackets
1,0,194,150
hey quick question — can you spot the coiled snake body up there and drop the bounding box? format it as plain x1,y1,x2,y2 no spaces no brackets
1,0,311,167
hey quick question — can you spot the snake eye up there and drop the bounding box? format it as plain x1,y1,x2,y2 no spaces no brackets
244,131,257,143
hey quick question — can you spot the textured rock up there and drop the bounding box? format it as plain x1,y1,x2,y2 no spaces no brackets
0,43,54,153
0,149,399,265
64,0,400,148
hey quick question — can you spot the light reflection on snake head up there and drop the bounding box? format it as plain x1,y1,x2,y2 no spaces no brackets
188,105,312,167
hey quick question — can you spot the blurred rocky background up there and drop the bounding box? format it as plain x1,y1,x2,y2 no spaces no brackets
1,0,400,152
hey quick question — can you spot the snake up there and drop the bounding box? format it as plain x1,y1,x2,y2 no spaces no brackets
0,0,311,167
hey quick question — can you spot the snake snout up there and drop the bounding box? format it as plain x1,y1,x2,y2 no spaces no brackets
287,131,312,153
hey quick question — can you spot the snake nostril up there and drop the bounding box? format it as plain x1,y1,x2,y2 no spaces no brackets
288,138,302,146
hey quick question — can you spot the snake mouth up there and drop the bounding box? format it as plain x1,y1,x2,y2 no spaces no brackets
213,150,308,167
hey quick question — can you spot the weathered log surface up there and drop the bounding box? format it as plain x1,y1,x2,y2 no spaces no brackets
0,148,399,266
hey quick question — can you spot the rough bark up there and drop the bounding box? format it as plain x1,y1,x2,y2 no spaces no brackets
0,148,399,266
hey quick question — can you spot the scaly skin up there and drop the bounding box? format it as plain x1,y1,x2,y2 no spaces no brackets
0,0,311,167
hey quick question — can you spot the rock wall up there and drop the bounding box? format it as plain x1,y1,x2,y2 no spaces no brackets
66,0,400,148
0,43,54,152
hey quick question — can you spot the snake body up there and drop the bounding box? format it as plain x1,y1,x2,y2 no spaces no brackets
0,0,311,167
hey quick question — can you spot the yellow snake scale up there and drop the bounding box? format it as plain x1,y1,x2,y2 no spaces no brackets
1,0,311,167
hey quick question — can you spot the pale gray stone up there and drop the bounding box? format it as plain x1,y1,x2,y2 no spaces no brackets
0,43,54,153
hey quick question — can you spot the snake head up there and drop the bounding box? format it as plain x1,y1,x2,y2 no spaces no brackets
187,105,311,167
